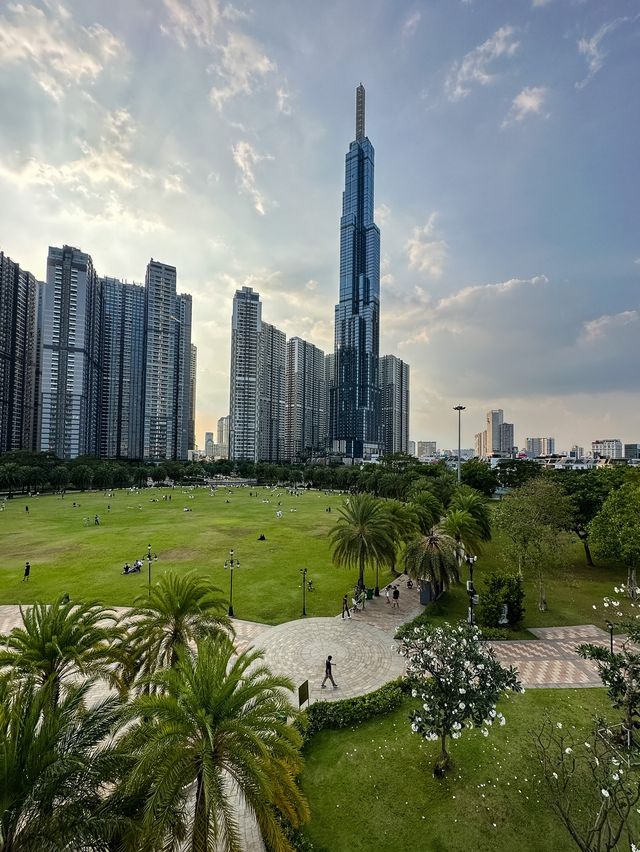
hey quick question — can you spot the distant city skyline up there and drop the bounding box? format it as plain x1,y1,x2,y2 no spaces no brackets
0,0,637,450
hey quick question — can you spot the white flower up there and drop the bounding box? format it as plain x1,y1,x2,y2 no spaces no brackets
613,773,620,781
459,702,466,710
489,710,497,718
452,732,461,739
601,789,610,798
556,722,563,729
411,689,417,698
499,717,506,726
565,748,573,754
552,772,558,779
459,688,466,694
482,729,489,737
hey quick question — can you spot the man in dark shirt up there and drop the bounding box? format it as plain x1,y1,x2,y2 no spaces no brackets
321,655,337,688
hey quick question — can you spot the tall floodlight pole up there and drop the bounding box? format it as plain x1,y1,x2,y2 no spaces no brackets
453,405,466,483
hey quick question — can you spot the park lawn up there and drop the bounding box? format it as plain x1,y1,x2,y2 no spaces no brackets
300,688,634,852
0,487,394,624
426,530,627,637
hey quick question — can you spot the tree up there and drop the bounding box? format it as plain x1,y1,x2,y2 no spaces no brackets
399,622,522,774
494,478,573,611
123,572,231,688
0,596,121,706
449,487,492,542
534,720,640,852
589,483,640,594
402,530,460,593
477,572,525,629
70,464,93,492
49,465,69,493
460,458,500,496
329,493,397,592
119,636,309,852
0,675,125,851
409,491,444,535
496,458,542,489
132,466,149,488
0,462,22,497
439,508,482,558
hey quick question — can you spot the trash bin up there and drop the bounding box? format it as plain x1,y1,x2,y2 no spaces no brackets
366,588,374,600
419,582,433,605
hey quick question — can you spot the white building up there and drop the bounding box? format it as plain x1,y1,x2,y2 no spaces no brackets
592,439,623,459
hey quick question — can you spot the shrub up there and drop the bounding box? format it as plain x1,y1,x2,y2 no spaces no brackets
477,571,525,628
297,679,405,741
395,610,431,640
479,626,510,640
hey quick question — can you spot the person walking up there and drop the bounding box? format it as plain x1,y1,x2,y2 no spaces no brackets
25,505,29,514
94,514,100,525
392,585,400,609
321,655,338,688
385,584,392,604
22,561,30,581
341,594,351,619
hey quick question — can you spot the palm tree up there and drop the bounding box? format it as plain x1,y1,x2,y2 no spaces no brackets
449,487,492,542
329,493,397,592
122,571,231,689
0,674,125,851
439,508,482,560
119,636,309,852
403,530,460,595
410,491,444,535
0,597,121,706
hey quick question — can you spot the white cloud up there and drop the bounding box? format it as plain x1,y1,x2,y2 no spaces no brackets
210,32,276,110
161,0,225,48
579,310,639,342
446,25,520,101
576,16,639,90
375,203,392,226
502,86,548,126
276,85,293,115
231,141,273,215
406,214,448,278
0,2,123,101
402,11,421,39
435,275,548,313
634,257,640,265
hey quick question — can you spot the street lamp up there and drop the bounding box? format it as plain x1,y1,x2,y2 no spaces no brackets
453,405,466,484
605,619,615,654
147,551,153,598
465,553,477,625
300,567,308,616
375,562,380,597
224,549,239,617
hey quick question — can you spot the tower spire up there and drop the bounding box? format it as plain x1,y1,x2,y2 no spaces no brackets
355,83,365,141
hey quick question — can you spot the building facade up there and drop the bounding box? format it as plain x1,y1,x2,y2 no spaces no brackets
592,439,623,459
204,431,214,457
100,277,146,459
499,422,515,455
217,415,230,451
418,441,437,458
258,321,286,463
379,354,409,455
229,286,261,462
0,250,40,454
624,443,640,460
526,437,556,457
330,84,381,459
40,246,102,459
285,337,326,462
174,292,193,461
189,344,197,452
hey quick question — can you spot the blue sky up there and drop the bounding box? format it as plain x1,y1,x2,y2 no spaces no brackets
0,0,638,451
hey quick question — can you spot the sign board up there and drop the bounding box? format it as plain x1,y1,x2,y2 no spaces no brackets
298,679,309,708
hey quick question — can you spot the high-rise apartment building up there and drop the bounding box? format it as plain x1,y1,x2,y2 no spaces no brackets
499,422,514,455
592,439,623,459
258,321,286,463
408,440,416,457
40,246,102,459
330,84,381,459
486,409,504,453
380,355,409,455
189,344,197,452
100,277,145,459
0,250,40,453
624,443,640,460
217,415,230,450
418,441,437,458
324,353,335,452
174,292,193,460
474,432,487,459
229,286,261,462
204,431,214,457
568,445,584,460
526,437,556,457
285,337,326,462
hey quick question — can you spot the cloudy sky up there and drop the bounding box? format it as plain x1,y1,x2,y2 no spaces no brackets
0,0,638,452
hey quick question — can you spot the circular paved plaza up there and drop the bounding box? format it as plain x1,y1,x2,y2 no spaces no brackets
252,616,406,703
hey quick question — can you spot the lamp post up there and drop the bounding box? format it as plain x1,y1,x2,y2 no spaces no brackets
605,619,614,654
224,549,239,617
465,553,477,625
453,405,466,484
147,552,152,598
300,567,307,616
375,562,380,597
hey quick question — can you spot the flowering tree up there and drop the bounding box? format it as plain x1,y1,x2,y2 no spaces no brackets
399,621,522,774
534,720,640,852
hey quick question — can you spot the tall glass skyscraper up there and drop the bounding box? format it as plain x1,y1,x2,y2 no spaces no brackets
330,84,381,459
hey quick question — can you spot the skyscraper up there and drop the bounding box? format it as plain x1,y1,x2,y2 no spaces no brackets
40,246,102,459
174,292,193,460
380,355,410,455
0,250,40,453
258,321,286,462
229,286,261,462
217,415,230,449
486,409,504,454
204,431,214,457
285,337,326,462
100,277,145,459
330,84,381,459
189,344,197,452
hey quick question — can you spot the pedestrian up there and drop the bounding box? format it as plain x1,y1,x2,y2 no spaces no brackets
321,655,338,688
94,514,100,525
25,505,29,514
392,585,400,609
342,594,351,619
22,561,30,581
385,584,392,604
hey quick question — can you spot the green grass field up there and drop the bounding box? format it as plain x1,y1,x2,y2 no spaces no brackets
0,487,392,624
300,689,632,852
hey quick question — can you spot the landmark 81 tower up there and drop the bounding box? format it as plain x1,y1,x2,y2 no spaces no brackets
330,84,381,459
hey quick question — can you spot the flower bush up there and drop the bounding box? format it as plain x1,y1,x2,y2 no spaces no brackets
399,621,522,775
